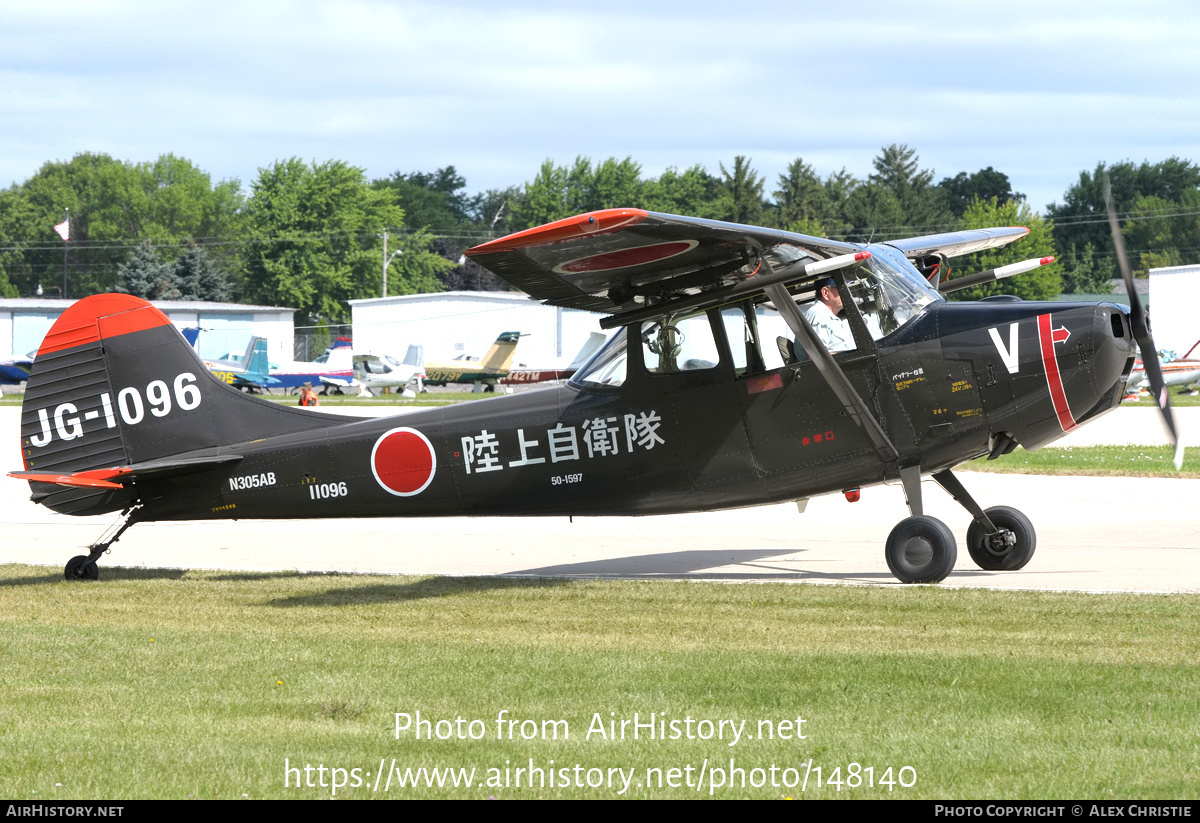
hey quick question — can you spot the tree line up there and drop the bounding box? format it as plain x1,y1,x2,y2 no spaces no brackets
1,147,1197,321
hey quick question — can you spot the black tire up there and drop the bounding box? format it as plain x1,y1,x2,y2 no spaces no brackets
967,506,1036,571
64,555,99,581
885,515,957,584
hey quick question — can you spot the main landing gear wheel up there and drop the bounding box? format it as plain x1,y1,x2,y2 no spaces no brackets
885,515,957,584
65,555,99,581
966,506,1036,571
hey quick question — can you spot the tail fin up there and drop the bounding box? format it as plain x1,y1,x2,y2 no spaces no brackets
402,344,424,369
480,331,522,374
16,294,341,515
243,337,270,379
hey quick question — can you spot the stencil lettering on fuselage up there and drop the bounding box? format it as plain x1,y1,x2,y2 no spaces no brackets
988,324,1020,374
27,372,200,448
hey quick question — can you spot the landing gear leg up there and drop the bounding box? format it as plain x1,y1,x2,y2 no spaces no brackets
64,505,144,581
932,469,1036,571
885,465,957,584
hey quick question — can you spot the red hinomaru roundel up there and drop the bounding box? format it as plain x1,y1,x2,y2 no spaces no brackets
552,240,698,275
370,427,437,497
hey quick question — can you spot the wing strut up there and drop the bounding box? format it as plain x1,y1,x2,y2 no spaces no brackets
763,281,900,465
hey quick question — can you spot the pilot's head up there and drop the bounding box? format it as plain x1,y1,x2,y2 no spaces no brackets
815,277,843,314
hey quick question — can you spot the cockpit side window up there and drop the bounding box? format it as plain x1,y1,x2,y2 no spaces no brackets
641,311,720,374
719,303,764,377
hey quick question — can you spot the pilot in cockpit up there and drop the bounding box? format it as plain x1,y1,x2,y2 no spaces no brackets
802,277,855,352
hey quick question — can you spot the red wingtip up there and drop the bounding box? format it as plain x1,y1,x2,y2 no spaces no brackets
465,209,650,255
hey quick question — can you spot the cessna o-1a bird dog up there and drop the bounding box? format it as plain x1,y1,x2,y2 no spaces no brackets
12,199,1181,584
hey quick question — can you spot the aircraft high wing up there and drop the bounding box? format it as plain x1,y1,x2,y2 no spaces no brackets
10,205,1176,585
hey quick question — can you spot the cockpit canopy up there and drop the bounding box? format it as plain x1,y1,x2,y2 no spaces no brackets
570,245,942,388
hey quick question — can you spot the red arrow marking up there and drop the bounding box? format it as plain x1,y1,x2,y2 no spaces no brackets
1037,313,1077,432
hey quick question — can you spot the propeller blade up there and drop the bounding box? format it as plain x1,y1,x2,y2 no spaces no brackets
1104,179,1184,469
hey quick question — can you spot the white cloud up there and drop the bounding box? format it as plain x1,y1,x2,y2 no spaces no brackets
0,0,1197,214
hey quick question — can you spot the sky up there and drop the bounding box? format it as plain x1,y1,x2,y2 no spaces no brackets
2,0,1199,217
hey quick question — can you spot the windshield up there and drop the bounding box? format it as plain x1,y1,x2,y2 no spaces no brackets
570,327,629,388
843,245,943,340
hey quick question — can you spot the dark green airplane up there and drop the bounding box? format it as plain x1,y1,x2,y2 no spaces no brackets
10,204,1179,584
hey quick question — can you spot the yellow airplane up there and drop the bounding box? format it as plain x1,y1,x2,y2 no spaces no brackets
421,331,523,392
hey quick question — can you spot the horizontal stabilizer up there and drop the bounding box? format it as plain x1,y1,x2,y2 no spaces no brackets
10,453,243,489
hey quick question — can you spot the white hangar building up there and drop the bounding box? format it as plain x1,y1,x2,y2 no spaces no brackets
1148,264,1200,357
0,298,295,363
348,291,606,366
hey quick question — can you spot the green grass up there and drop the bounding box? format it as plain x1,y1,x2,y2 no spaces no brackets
2,566,1198,799
962,445,1200,478
1126,389,1200,407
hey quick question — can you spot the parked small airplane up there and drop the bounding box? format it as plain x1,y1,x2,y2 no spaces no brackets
501,332,608,387
0,352,34,386
202,337,276,392
10,190,1181,586
199,333,356,394
421,331,523,392
1126,340,1200,396
348,352,424,397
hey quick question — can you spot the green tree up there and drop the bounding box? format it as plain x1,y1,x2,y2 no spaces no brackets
0,186,36,296
716,156,765,224
0,152,243,298
511,159,573,229
588,157,644,211
242,158,409,322
373,166,476,231
773,158,830,234
1057,242,1115,295
819,168,860,239
868,144,952,234
1121,188,1200,275
943,198,1059,301
643,165,719,217
384,227,456,295
1047,158,1200,270
474,186,522,236
173,242,235,302
841,184,905,243
939,167,1022,217
116,241,176,299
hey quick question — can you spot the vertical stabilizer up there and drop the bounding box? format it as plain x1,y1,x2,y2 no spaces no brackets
17,294,342,515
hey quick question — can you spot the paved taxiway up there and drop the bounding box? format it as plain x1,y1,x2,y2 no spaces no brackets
2,405,1198,592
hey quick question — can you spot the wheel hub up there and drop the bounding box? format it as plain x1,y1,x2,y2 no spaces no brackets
902,537,934,566
984,529,1016,556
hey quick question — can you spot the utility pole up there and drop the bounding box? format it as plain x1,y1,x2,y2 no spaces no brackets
381,229,388,298
381,229,403,299
53,208,70,299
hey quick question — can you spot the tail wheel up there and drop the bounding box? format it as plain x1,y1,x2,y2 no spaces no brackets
967,506,1036,571
65,555,99,581
886,515,957,584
